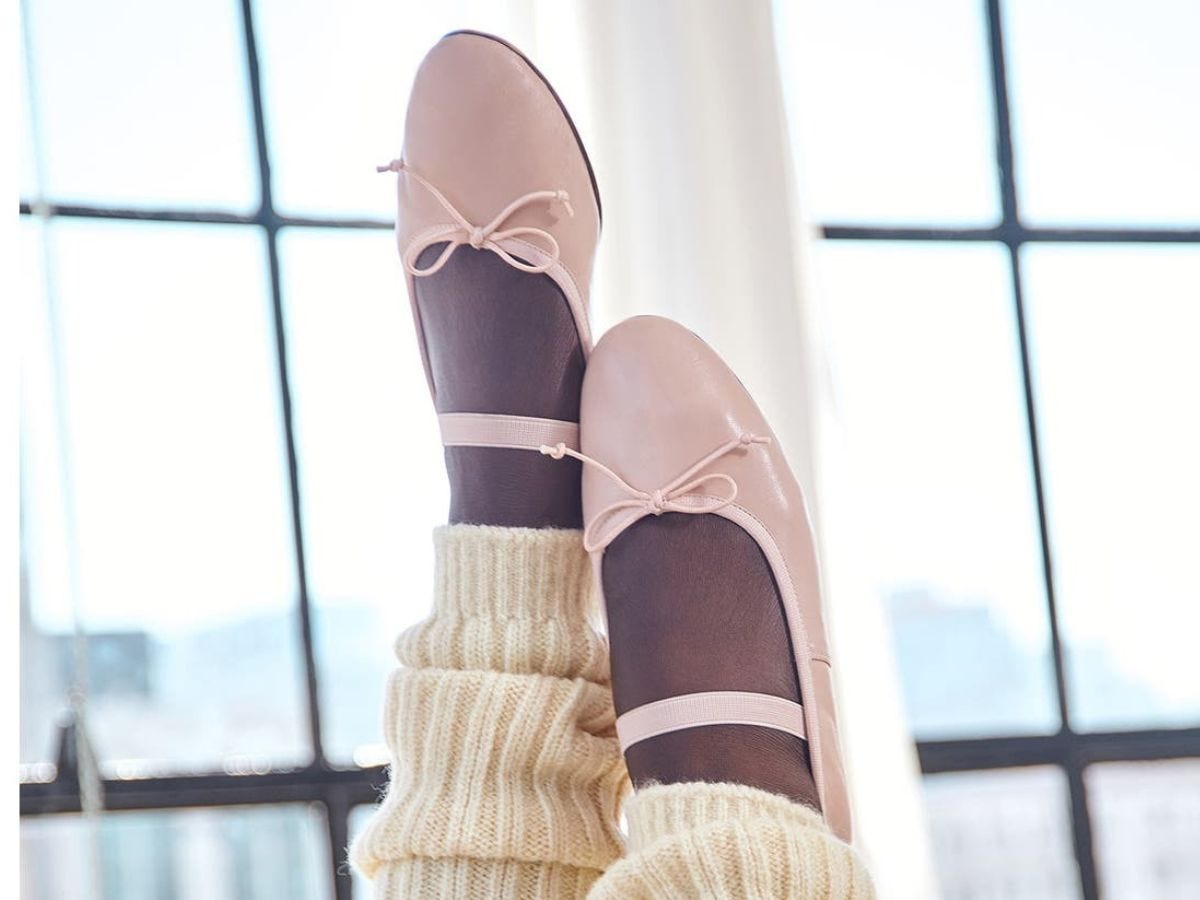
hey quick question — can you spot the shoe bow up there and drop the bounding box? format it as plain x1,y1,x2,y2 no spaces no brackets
540,432,770,553
377,159,574,277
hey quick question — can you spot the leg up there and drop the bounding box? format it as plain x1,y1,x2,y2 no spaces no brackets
355,30,620,899
605,515,819,809
577,318,874,897
587,516,875,900
417,245,585,529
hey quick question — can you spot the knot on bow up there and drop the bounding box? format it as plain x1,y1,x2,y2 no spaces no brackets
377,159,574,277
539,433,770,552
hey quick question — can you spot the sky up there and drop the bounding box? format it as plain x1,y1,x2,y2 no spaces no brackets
18,0,1200,739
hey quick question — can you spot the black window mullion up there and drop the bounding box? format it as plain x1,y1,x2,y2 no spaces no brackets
16,200,393,231
235,0,326,769
24,723,1200,816
983,0,1099,895
1002,232,1102,898
323,788,354,900
1065,765,1100,900
1002,243,1074,730
821,223,1200,243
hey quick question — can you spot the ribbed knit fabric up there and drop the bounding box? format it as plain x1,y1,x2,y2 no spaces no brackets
588,782,875,899
350,525,630,899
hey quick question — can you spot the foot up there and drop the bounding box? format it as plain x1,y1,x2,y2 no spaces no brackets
577,316,850,838
603,514,820,810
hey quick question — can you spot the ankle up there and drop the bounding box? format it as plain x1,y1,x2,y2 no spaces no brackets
445,448,583,528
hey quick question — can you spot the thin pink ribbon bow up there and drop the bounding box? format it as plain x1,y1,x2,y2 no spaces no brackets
377,159,574,277
540,432,770,553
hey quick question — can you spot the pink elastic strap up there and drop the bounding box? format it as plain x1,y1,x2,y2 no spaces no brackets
615,690,807,752
438,412,579,452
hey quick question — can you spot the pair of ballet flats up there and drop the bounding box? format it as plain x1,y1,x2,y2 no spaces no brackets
380,30,851,843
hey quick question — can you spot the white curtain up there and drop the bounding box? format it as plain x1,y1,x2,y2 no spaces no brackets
477,1,940,895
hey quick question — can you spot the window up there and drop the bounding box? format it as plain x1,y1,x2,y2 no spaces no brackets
18,0,470,896
778,0,1200,897
20,1,1199,898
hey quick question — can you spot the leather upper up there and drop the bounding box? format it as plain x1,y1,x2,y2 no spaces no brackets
397,33,599,357
580,315,852,843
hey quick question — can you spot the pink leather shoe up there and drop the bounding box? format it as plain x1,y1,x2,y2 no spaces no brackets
378,30,599,457
542,315,852,842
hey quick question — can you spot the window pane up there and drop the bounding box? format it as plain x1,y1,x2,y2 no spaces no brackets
1089,760,1200,900
774,0,999,225
1005,0,1200,226
24,0,257,209
1024,245,1200,731
924,767,1080,899
21,220,308,770
255,0,528,217
818,242,1057,738
278,229,446,763
19,219,58,766
19,38,38,199
21,804,330,900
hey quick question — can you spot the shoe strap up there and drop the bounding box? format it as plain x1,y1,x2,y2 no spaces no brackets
439,412,580,452
615,690,807,752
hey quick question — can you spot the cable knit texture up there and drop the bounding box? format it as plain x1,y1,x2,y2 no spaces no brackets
589,782,875,899
351,524,875,899
350,525,629,899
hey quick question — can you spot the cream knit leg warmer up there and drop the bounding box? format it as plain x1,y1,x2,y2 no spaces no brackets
350,525,630,899
587,782,875,900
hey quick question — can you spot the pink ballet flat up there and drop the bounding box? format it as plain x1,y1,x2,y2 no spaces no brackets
544,315,853,842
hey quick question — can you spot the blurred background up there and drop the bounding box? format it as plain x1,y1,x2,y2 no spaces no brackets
16,0,1200,898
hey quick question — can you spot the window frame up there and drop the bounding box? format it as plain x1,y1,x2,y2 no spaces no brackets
18,1,1200,898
